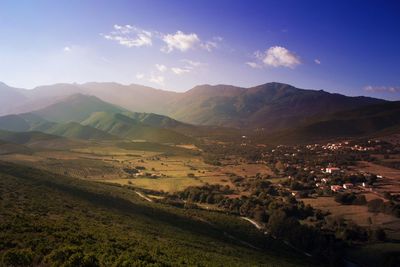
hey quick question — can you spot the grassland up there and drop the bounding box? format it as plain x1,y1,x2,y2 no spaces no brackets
0,140,274,194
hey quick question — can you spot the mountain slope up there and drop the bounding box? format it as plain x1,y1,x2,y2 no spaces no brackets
0,82,28,115
125,112,190,128
79,82,178,114
33,94,126,123
43,122,117,140
0,129,62,145
167,82,385,129
261,101,400,144
0,114,31,132
0,91,196,143
0,161,312,266
82,112,194,144
0,81,387,132
0,113,117,141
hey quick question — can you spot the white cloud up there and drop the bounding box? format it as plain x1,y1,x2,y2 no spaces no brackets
263,46,301,68
136,73,145,80
102,24,152,47
200,36,223,52
181,59,204,67
161,31,200,53
246,46,301,69
148,74,164,85
245,62,262,69
63,46,71,52
253,50,265,60
364,85,400,93
103,25,222,54
171,67,191,75
200,41,217,52
314,59,321,64
155,64,167,72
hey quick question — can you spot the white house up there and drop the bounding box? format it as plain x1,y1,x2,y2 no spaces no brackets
343,183,354,190
325,167,340,173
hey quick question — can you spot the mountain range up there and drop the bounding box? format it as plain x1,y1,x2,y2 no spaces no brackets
0,82,385,129
0,81,398,144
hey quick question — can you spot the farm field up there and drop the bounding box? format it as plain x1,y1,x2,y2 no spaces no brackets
0,140,274,193
302,195,400,240
353,161,400,195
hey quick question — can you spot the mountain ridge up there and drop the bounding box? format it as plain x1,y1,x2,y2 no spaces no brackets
0,81,389,131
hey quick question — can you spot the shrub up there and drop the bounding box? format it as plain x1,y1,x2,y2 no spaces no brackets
334,193,356,205
2,249,33,267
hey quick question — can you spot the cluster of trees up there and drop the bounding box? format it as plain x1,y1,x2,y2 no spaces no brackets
334,193,367,205
333,191,400,215
325,216,386,243
172,184,234,204
367,198,400,217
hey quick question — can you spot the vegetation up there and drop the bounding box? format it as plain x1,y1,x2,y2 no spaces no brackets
0,161,313,267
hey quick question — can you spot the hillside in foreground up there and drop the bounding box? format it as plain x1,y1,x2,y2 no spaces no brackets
0,161,313,266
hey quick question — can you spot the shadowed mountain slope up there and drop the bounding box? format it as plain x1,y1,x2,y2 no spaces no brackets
260,101,400,144
167,83,386,129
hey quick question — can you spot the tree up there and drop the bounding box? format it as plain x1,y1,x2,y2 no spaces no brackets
367,199,384,213
334,193,356,205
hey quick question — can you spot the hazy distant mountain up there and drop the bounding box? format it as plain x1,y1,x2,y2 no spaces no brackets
0,82,176,116
0,82,28,114
261,101,400,144
79,82,178,114
32,94,126,123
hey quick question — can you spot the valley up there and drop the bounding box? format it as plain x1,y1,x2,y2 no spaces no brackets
0,81,399,266
2,1,400,266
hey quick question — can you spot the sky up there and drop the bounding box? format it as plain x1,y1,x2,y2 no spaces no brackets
0,0,399,100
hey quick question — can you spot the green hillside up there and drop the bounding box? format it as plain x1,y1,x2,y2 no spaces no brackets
33,94,126,123
124,111,190,128
44,122,117,140
82,112,194,144
0,130,61,145
0,114,31,132
0,113,116,141
0,161,313,266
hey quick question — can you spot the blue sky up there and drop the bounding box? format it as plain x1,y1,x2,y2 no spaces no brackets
0,0,399,100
